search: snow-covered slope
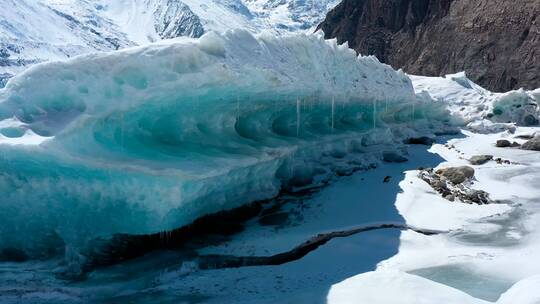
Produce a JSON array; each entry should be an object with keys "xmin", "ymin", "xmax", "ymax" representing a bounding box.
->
[
  {"xmin": 0, "ymin": 0, "xmax": 339, "ymax": 84},
  {"xmin": 0, "ymin": 0, "xmax": 134, "ymax": 83}
]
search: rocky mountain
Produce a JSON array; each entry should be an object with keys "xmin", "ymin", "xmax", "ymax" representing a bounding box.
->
[
  {"xmin": 0, "ymin": 0, "xmax": 339, "ymax": 86},
  {"xmin": 318, "ymin": 0, "xmax": 540, "ymax": 92}
]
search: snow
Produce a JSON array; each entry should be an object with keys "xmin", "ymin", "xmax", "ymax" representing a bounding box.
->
[
  {"xmin": 328, "ymin": 269, "xmax": 490, "ymax": 304},
  {"xmin": 411, "ymin": 72, "xmax": 540, "ymax": 133},
  {"xmin": 329, "ymin": 126, "xmax": 540, "ymax": 303},
  {"xmin": 498, "ymin": 275, "xmax": 540, "ymax": 304},
  {"xmin": 395, "ymin": 170, "xmax": 510, "ymax": 231},
  {"xmin": 0, "ymin": 30, "xmax": 453, "ymax": 261},
  {"xmin": 0, "ymin": 0, "xmax": 339, "ymax": 79},
  {"xmin": 0, "ymin": 0, "xmax": 133, "ymax": 75}
]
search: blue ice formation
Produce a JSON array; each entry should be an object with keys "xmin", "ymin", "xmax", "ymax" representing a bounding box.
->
[{"xmin": 0, "ymin": 30, "xmax": 452, "ymax": 259}]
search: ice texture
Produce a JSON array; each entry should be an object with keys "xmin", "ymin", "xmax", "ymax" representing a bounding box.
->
[{"xmin": 0, "ymin": 30, "xmax": 451, "ymax": 260}]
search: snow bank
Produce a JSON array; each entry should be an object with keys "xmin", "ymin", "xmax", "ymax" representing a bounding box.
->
[
  {"xmin": 0, "ymin": 30, "xmax": 451, "ymax": 261},
  {"xmin": 327, "ymin": 270, "xmax": 489, "ymax": 304},
  {"xmin": 411, "ymin": 72, "xmax": 540, "ymax": 133},
  {"xmin": 497, "ymin": 275, "xmax": 540, "ymax": 304},
  {"xmin": 329, "ymin": 271, "xmax": 540, "ymax": 304}
]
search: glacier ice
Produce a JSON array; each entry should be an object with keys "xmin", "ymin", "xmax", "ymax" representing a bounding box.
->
[{"xmin": 0, "ymin": 30, "xmax": 452, "ymax": 261}]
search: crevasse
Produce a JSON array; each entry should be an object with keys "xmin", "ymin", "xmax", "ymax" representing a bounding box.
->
[{"xmin": 0, "ymin": 30, "xmax": 452, "ymax": 260}]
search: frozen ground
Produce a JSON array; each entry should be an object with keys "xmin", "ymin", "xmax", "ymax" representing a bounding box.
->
[{"xmin": 329, "ymin": 128, "xmax": 540, "ymax": 303}]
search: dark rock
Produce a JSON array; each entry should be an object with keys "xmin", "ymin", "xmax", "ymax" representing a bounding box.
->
[
  {"xmin": 404, "ymin": 136, "xmax": 435, "ymax": 146},
  {"xmin": 469, "ymin": 155, "xmax": 493, "ymax": 165},
  {"xmin": 419, "ymin": 167, "xmax": 493, "ymax": 204},
  {"xmin": 464, "ymin": 189, "xmax": 491, "ymax": 205},
  {"xmin": 382, "ymin": 151, "xmax": 408, "ymax": 163},
  {"xmin": 496, "ymin": 139, "xmax": 512, "ymax": 148},
  {"xmin": 436, "ymin": 166, "xmax": 474, "ymax": 184},
  {"xmin": 521, "ymin": 137, "xmax": 540, "ymax": 151},
  {"xmin": 318, "ymin": 0, "xmax": 540, "ymax": 92},
  {"xmin": 383, "ymin": 176, "xmax": 392, "ymax": 183}
]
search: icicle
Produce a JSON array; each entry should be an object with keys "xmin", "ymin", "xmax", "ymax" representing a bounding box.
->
[
  {"xmin": 296, "ymin": 97, "xmax": 301, "ymax": 137},
  {"xmin": 412, "ymin": 102, "xmax": 415, "ymax": 121},
  {"xmin": 373, "ymin": 99, "xmax": 377, "ymax": 129},
  {"xmin": 236, "ymin": 95, "xmax": 240, "ymax": 121},
  {"xmin": 120, "ymin": 112, "xmax": 125, "ymax": 149},
  {"xmin": 331, "ymin": 96, "xmax": 335, "ymax": 130}
]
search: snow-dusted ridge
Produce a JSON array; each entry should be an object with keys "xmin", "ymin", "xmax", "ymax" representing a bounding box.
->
[{"xmin": 0, "ymin": 0, "xmax": 339, "ymax": 82}]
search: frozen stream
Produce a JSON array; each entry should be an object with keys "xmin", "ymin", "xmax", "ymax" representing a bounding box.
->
[
  {"xmin": 3, "ymin": 128, "xmax": 538, "ymax": 303},
  {"xmin": 0, "ymin": 138, "xmax": 444, "ymax": 304}
]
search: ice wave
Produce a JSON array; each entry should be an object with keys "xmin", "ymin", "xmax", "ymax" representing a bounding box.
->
[{"xmin": 0, "ymin": 30, "xmax": 451, "ymax": 261}]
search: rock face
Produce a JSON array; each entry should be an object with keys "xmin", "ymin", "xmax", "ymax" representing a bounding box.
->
[
  {"xmin": 154, "ymin": 1, "xmax": 205, "ymax": 39},
  {"xmin": 318, "ymin": 0, "xmax": 540, "ymax": 92}
]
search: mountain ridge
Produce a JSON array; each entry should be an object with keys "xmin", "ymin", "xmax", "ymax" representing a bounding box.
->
[
  {"xmin": 318, "ymin": 0, "xmax": 540, "ymax": 92},
  {"xmin": 0, "ymin": 0, "xmax": 338, "ymax": 85}
]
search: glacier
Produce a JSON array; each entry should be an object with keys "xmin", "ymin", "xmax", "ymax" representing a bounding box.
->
[{"xmin": 0, "ymin": 31, "xmax": 453, "ymax": 264}]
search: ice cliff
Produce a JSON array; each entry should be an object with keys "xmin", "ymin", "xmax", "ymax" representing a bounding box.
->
[{"xmin": 0, "ymin": 31, "xmax": 452, "ymax": 262}]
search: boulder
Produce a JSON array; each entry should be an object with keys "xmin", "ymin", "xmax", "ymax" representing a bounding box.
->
[
  {"xmin": 496, "ymin": 139, "xmax": 511, "ymax": 147},
  {"xmin": 469, "ymin": 155, "xmax": 493, "ymax": 165},
  {"xmin": 436, "ymin": 166, "xmax": 475, "ymax": 185},
  {"xmin": 521, "ymin": 137, "xmax": 540, "ymax": 151}
]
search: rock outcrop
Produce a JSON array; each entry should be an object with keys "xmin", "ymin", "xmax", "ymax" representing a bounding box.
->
[
  {"xmin": 419, "ymin": 167, "xmax": 493, "ymax": 204},
  {"xmin": 318, "ymin": 0, "xmax": 540, "ymax": 92},
  {"xmin": 521, "ymin": 136, "xmax": 540, "ymax": 151}
]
